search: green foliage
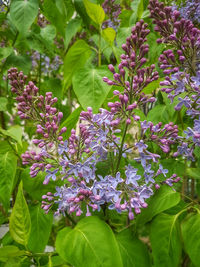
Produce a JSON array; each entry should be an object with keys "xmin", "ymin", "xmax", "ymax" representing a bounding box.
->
[
  {"xmin": 56, "ymin": 216, "xmax": 123, "ymax": 267},
  {"xmin": 9, "ymin": 181, "xmax": 31, "ymax": 246},
  {"xmin": 181, "ymin": 213, "xmax": 200, "ymax": 266},
  {"xmin": 72, "ymin": 66, "xmax": 112, "ymax": 112},
  {"xmin": 10, "ymin": 0, "xmax": 39, "ymax": 36},
  {"xmin": 116, "ymin": 229, "xmax": 151, "ymax": 267},
  {"xmin": 28, "ymin": 204, "xmax": 53, "ymax": 253},
  {"xmin": 64, "ymin": 40, "xmax": 92, "ymax": 88},
  {"xmin": 83, "ymin": 0, "xmax": 105, "ymax": 25},
  {"xmin": 0, "ymin": 152, "xmax": 17, "ymax": 210},
  {"xmin": 136, "ymin": 186, "xmax": 181, "ymax": 225},
  {"xmin": 150, "ymin": 213, "xmax": 182, "ymax": 267}
]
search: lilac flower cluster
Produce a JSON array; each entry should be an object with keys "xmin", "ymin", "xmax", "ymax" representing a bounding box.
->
[
  {"xmin": 103, "ymin": 20, "xmax": 159, "ymax": 108},
  {"xmin": 174, "ymin": 0, "xmax": 200, "ymax": 25},
  {"xmin": 149, "ymin": 0, "xmax": 200, "ymax": 162},
  {"xmin": 8, "ymin": 68, "xmax": 67, "ymax": 179},
  {"xmin": 102, "ymin": 0, "xmax": 121, "ymax": 30},
  {"xmin": 9, "ymin": 21, "xmax": 181, "ymax": 220},
  {"xmin": 148, "ymin": 0, "xmax": 200, "ymax": 75},
  {"xmin": 31, "ymin": 51, "xmax": 62, "ymax": 74}
]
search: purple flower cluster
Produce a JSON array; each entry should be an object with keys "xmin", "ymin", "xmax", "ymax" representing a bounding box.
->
[
  {"xmin": 174, "ymin": 0, "xmax": 200, "ymax": 25},
  {"xmin": 9, "ymin": 19, "xmax": 181, "ymax": 220},
  {"xmin": 103, "ymin": 20, "xmax": 159, "ymax": 108},
  {"xmin": 31, "ymin": 51, "xmax": 62, "ymax": 74},
  {"xmin": 149, "ymin": 0, "xmax": 200, "ymax": 162},
  {"xmin": 149, "ymin": 0, "xmax": 200, "ymax": 75},
  {"xmin": 102, "ymin": 0, "xmax": 121, "ymax": 30},
  {"xmin": 8, "ymin": 68, "xmax": 67, "ymax": 179}
]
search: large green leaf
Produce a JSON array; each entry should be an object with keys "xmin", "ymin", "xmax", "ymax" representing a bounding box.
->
[
  {"xmin": 130, "ymin": 0, "xmax": 143, "ymax": 24},
  {"xmin": 40, "ymin": 25, "xmax": 56, "ymax": 44},
  {"xmin": 182, "ymin": 213, "xmax": 200, "ymax": 266},
  {"xmin": 0, "ymin": 152, "xmax": 17, "ymax": 210},
  {"xmin": 72, "ymin": 66, "xmax": 112, "ymax": 113},
  {"xmin": 56, "ymin": 216, "xmax": 123, "ymax": 267},
  {"xmin": 43, "ymin": 0, "xmax": 65, "ymax": 37},
  {"xmin": 74, "ymin": 0, "xmax": 90, "ymax": 27},
  {"xmin": 136, "ymin": 185, "xmax": 180, "ymax": 225},
  {"xmin": 83, "ymin": 0, "xmax": 105, "ymax": 25},
  {"xmin": 64, "ymin": 40, "xmax": 91, "ymax": 88},
  {"xmin": 150, "ymin": 213, "xmax": 182, "ymax": 267},
  {"xmin": 115, "ymin": 229, "xmax": 151, "ymax": 267},
  {"xmin": 28, "ymin": 205, "xmax": 53, "ymax": 253},
  {"xmin": 10, "ymin": 0, "xmax": 39, "ymax": 35},
  {"xmin": 0, "ymin": 47, "xmax": 13, "ymax": 61},
  {"xmin": 186, "ymin": 168, "xmax": 200, "ymax": 179},
  {"xmin": 9, "ymin": 181, "xmax": 31, "ymax": 246}
]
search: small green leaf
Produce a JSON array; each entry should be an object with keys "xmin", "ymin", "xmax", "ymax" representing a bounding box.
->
[
  {"xmin": 0, "ymin": 97, "xmax": 8, "ymax": 111},
  {"xmin": 147, "ymin": 105, "xmax": 170, "ymax": 124},
  {"xmin": 142, "ymin": 78, "xmax": 164, "ymax": 94},
  {"xmin": 102, "ymin": 28, "xmax": 116, "ymax": 46},
  {"xmin": 56, "ymin": 216, "xmax": 123, "ymax": 267},
  {"xmin": 182, "ymin": 213, "xmax": 200, "ymax": 266},
  {"xmin": 0, "ymin": 152, "xmax": 17, "ymax": 210},
  {"xmin": 83, "ymin": 0, "xmax": 105, "ymax": 25},
  {"xmin": 64, "ymin": 17, "xmax": 82, "ymax": 50},
  {"xmin": 116, "ymin": 229, "xmax": 151, "ymax": 267},
  {"xmin": 9, "ymin": 181, "xmax": 31, "ymax": 246},
  {"xmin": 130, "ymin": 0, "xmax": 143, "ymax": 24},
  {"xmin": 186, "ymin": 168, "xmax": 200, "ymax": 179},
  {"xmin": 0, "ymin": 47, "xmax": 13, "ymax": 61},
  {"xmin": 150, "ymin": 213, "xmax": 182, "ymax": 267},
  {"xmin": 40, "ymin": 25, "xmax": 56, "ymax": 44},
  {"xmin": 64, "ymin": 40, "xmax": 91, "ymax": 88},
  {"xmin": 136, "ymin": 185, "xmax": 180, "ymax": 225},
  {"xmin": 60, "ymin": 107, "xmax": 82, "ymax": 139},
  {"xmin": 0, "ymin": 246, "xmax": 26, "ymax": 262},
  {"xmin": 72, "ymin": 66, "xmax": 112, "ymax": 113},
  {"xmin": 74, "ymin": 0, "xmax": 90, "ymax": 27},
  {"xmin": 10, "ymin": 0, "xmax": 39, "ymax": 35},
  {"xmin": 0, "ymin": 125, "xmax": 23, "ymax": 146},
  {"xmin": 28, "ymin": 205, "xmax": 53, "ymax": 253}
]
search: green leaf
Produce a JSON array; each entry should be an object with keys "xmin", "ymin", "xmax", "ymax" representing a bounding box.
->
[
  {"xmin": 60, "ymin": 107, "xmax": 82, "ymax": 139},
  {"xmin": 136, "ymin": 185, "xmax": 180, "ymax": 225},
  {"xmin": 186, "ymin": 168, "xmax": 200, "ymax": 179},
  {"xmin": 102, "ymin": 28, "xmax": 116, "ymax": 46},
  {"xmin": 182, "ymin": 213, "xmax": 200, "ymax": 267},
  {"xmin": 21, "ymin": 168, "xmax": 60, "ymax": 201},
  {"xmin": 130, "ymin": 0, "xmax": 143, "ymax": 24},
  {"xmin": 147, "ymin": 105, "xmax": 170, "ymax": 124},
  {"xmin": 64, "ymin": 40, "xmax": 91, "ymax": 88},
  {"xmin": 0, "ymin": 125, "xmax": 23, "ymax": 146},
  {"xmin": 0, "ymin": 97, "xmax": 8, "ymax": 111},
  {"xmin": 64, "ymin": 18, "xmax": 82, "ymax": 50},
  {"xmin": 43, "ymin": 0, "xmax": 65, "ymax": 37},
  {"xmin": 28, "ymin": 205, "xmax": 53, "ymax": 253},
  {"xmin": 4, "ymin": 54, "xmax": 32, "ymax": 74},
  {"xmin": 10, "ymin": 0, "xmax": 39, "ymax": 35},
  {"xmin": 56, "ymin": 216, "xmax": 123, "ymax": 267},
  {"xmin": 142, "ymin": 78, "xmax": 164, "ymax": 94},
  {"xmin": 72, "ymin": 66, "xmax": 112, "ymax": 113},
  {"xmin": 83, "ymin": 0, "xmax": 105, "ymax": 25},
  {"xmin": 74, "ymin": 0, "xmax": 90, "ymax": 27},
  {"xmin": 115, "ymin": 229, "xmax": 151, "ymax": 267},
  {"xmin": 0, "ymin": 47, "xmax": 13, "ymax": 61},
  {"xmin": 150, "ymin": 213, "xmax": 182, "ymax": 267},
  {"xmin": 0, "ymin": 246, "xmax": 26, "ymax": 262},
  {"xmin": 40, "ymin": 25, "xmax": 56, "ymax": 44},
  {"xmin": 0, "ymin": 152, "xmax": 17, "ymax": 210},
  {"xmin": 0, "ymin": 141, "xmax": 13, "ymax": 154},
  {"xmin": 9, "ymin": 181, "xmax": 31, "ymax": 246}
]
